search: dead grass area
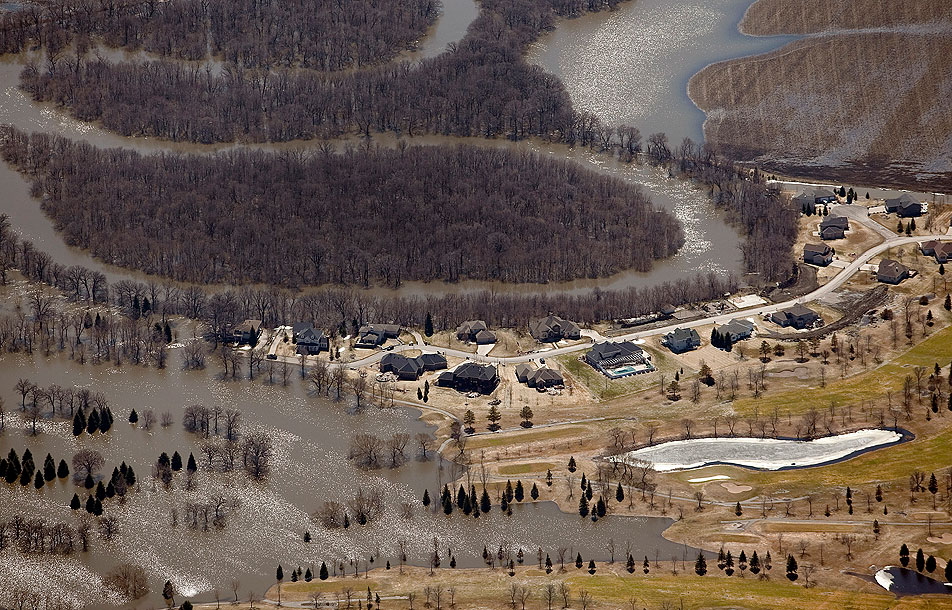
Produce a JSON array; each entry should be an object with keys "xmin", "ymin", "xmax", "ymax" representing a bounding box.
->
[
  {"xmin": 689, "ymin": 30, "xmax": 952, "ymax": 191},
  {"xmin": 740, "ymin": 0, "xmax": 952, "ymax": 36}
]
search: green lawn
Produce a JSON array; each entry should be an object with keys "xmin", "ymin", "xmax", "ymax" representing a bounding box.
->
[{"xmin": 558, "ymin": 345, "xmax": 676, "ymax": 401}]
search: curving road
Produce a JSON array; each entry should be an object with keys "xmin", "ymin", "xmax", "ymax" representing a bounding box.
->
[{"xmin": 335, "ymin": 233, "xmax": 952, "ymax": 369}]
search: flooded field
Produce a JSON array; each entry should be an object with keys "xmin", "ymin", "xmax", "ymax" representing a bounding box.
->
[{"xmin": 0, "ymin": 349, "xmax": 693, "ymax": 606}]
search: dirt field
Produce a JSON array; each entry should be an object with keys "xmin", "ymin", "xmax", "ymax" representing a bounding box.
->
[{"xmin": 689, "ymin": 2, "xmax": 952, "ymax": 191}]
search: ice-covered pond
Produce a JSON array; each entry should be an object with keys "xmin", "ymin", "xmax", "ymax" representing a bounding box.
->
[
  {"xmin": 611, "ymin": 429, "xmax": 905, "ymax": 472},
  {"xmin": 875, "ymin": 566, "xmax": 952, "ymax": 596}
]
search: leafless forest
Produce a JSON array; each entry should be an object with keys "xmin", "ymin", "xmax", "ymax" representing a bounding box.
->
[
  {"xmin": 0, "ymin": 128, "xmax": 683, "ymax": 286},
  {"xmin": 10, "ymin": 0, "xmax": 622, "ymax": 143},
  {"xmin": 0, "ymin": 0, "xmax": 438, "ymax": 71}
]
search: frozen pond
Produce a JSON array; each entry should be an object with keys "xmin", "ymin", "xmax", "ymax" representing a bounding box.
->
[{"xmin": 612, "ymin": 429, "xmax": 905, "ymax": 472}]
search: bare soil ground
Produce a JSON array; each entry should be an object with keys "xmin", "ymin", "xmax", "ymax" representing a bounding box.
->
[{"xmin": 689, "ymin": 1, "xmax": 952, "ymax": 191}]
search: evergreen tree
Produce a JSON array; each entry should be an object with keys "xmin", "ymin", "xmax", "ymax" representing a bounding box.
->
[
  {"xmin": 165, "ymin": 322, "xmax": 173, "ymax": 343},
  {"xmin": 546, "ymin": 554, "xmax": 553, "ymax": 574},
  {"xmin": 319, "ymin": 562, "xmax": 329, "ymax": 580},
  {"xmin": 945, "ymin": 294, "xmax": 951, "ymax": 311},
  {"xmin": 424, "ymin": 312, "xmax": 434, "ymax": 337},
  {"xmin": 84, "ymin": 473, "xmax": 95, "ymax": 489},
  {"xmin": 85, "ymin": 495, "xmax": 95, "ymax": 513},
  {"xmin": 456, "ymin": 484, "xmax": 467, "ymax": 509},
  {"xmin": 86, "ymin": 409, "xmax": 100, "ymax": 434},
  {"xmin": 585, "ymin": 481, "xmax": 593, "ymax": 501},
  {"xmin": 575, "ymin": 553, "xmax": 583, "ymax": 569},
  {"xmin": 546, "ymin": 469, "xmax": 553, "ymax": 487},
  {"xmin": 616, "ymin": 482, "xmax": 624, "ymax": 503},
  {"xmin": 304, "ymin": 530, "xmax": 311, "ymax": 542},
  {"xmin": 724, "ymin": 551, "xmax": 734, "ymax": 576},
  {"xmin": 926, "ymin": 555, "xmax": 937, "ymax": 573},
  {"xmin": 94, "ymin": 498, "xmax": 103, "ymax": 516},
  {"xmin": 580, "ymin": 473, "xmax": 587, "ymax": 491},
  {"xmin": 276, "ymin": 565, "xmax": 284, "ymax": 582},
  {"xmin": 626, "ymin": 554, "xmax": 635, "ymax": 573},
  {"xmin": 95, "ymin": 481, "xmax": 106, "ymax": 501},
  {"xmin": 785, "ymin": 555, "xmax": 798, "ymax": 581},
  {"xmin": 187, "ymin": 453, "xmax": 197, "ymax": 474},
  {"xmin": 129, "ymin": 409, "xmax": 138, "ymax": 424},
  {"xmin": 73, "ymin": 410, "xmax": 85, "ymax": 436},
  {"xmin": 595, "ymin": 496, "xmax": 606, "ymax": 517},
  {"xmin": 567, "ymin": 456, "xmax": 577, "ymax": 472},
  {"xmin": 106, "ymin": 481, "xmax": 115, "ymax": 498},
  {"xmin": 735, "ymin": 501, "xmax": 742, "ymax": 516},
  {"xmin": 588, "ymin": 559, "xmax": 596, "ymax": 575},
  {"xmin": 125, "ymin": 466, "xmax": 136, "ymax": 487},
  {"xmin": 643, "ymin": 557, "xmax": 650, "ymax": 574},
  {"xmin": 43, "ymin": 454, "xmax": 56, "ymax": 481},
  {"xmin": 422, "ymin": 489, "xmax": 430, "ymax": 507},
  {"xmin": 578, "ymin": 495, "xmax": 589, "ymax": 517},
  {"xmin": 530, "ymin": 482, "xmax": 539, "ymax": 500},
  {"xmin": 945, "ymin": 558, "xmax": 952, "ymax": 583},
  {"xmin": 305, "ymin": 567, "xmax": 312, "ymax": 581},
  {"xmin": 480, "ymin": 488, "xmax": 491, "ymax": 513},
  {"xmin": 500, "ymin": 494, "xmax": 509, "ymax": 513},
  {"xmin": 505, "ymin": 480, "xmax": 514, "ymax": 503},
  {"xmin": 916, "ymin": 548, "xmax": 926, "ymax": 572},
  {"xmin": 70, "ymin": 493, "xmax": 81, "ymax": 510},
  {"xmin": 514, "ymin": 480, "xmax": 524, "ymax": 502},
  {"xmin": 749, "ymin": 551, "xmax": 761, "ymax": 575},
  {"xmin": 181, "ymin": 602, "xmax": 192, "ymax": 610},
  {"xmin": 695, "ymin": 552, "xmax": 707, "ymax": 576},
  {"xmin": 100, "ymin": 408, "xmax": 113, "ymax": 432},
  {"xmin": 443, "ymin": 494, "xmax": 454, "ymax": 515},
  {"xmin": 171, "ymin": 451, "xmax": 183, "ymax": 471},
  {"xmin": 34, "ymin": 470, "xmax": 44, "ymax": 489}
]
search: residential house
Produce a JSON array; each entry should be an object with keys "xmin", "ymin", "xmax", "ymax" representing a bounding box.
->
[
  {"xmin": 770, "ymin": 304, "xmax": 821, "ymax": 329},
  {"xmin": 803, "ymin": 243, "xmax": 833, "ymax": 266},
  {"xmin": 380, "ymin": 353, "xmax": 423, "ymax": 380},
  {"xmin": 419, "ymin": 353, "xmax": 448, "ymax": 371},
  {"xmin": 355, "ymin": 324, "xmax": 401, "ymax": 348},
  {"xmin": 819, "ymin": 216, "xmax": 849, "ymax": 240},
  {"xmin": 813, "ymin": 190, "xmax": 837, "ymax": 205},
  {"xmin": 584, "ymin": 341, "xmax": 650, "ymax": 375},
  {"xmin": 232, "ymin": 319, "xmax": 261, "ymax": 345},
  {"xmin": 715, "ymin": 318, "xmax": 755, "ymax": 342},
  {"xmin": 876, "ymin": 259, "xmax": 910, "ymax": 285},
  {"xmin": 921, "ymin": 240, "xmax": 952, "ymax": 263},
  {"xmin": 436, "ymin": 363, "xmax": 499, "ymax": 394},
  {"xmin": 293, "ymin": 323, "xmax": 329, "ymax": 355},
  {"xmin": 885, "ymin": 194, "xmax": 922, "ymax": 218},
  {"xmin": 515, "ymin": 363, "xmax": 537, "ymax": 383},
  {"xmin": 662, "ymin": 328, "xmax": 701, "ymax": 353},
  {"xmin": 529, "ymin": 315, "xmax": 581, "ymax": 343},
  {"xmin": 526, "ymin": 367, "xmax": 564, "ymax": 389}
]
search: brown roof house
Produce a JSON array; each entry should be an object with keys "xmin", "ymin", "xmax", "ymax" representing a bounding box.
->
[
  {"xmin": 921, "ymin": 241, "xmax": 952, "ymax": 264},
  {"xmin": 457, "ymin": 320, "xmax": 497, "ymax": 344},
  {"xmin": 803, "ymin": 243, "xmax": 833, "ymax": 266},
  {"xmin": 530, "ymin": 315, "xmax": 581, "ymax": 343},
  {"xmin": 876, "ymin": 259, "xmax": 910, "ymax": 285}
]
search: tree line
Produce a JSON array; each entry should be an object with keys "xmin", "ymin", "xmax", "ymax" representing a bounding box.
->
[
  {"xmin": 13, "ymin": 0, "xmax": 622, "ymax": 144},
  {"xmin": 0, "ymin": 129, "xmax": 684, "ymax": 286},
  {"xmin": 0, "ymin": 0, "xmax": 438, "ymax": 72}
]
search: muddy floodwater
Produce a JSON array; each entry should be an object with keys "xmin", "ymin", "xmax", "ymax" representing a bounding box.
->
[
  {"xmin": 0, "ymin": 349, "xmax": 695, "ymax": 607},
  {"xmin": 528, "ymin": 0, "xmax": 794, "ymax": 146}
]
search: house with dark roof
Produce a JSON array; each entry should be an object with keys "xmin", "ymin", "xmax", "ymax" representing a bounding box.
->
[
  {"xmin": 515, "ymin": 363, "xmax": 537, "ymax": 383},
  {"xmin": 379, "ymin": 352, "xmax": 447, "ymax": 381},
  {"xmin": 813, "ymin": 190, "xmax": 837, "ymax": 204},
  {"xmin": 921, "ymin": 240, "xmax": 952, "ymax": 263},
  {"xmin": 232, "ymin": 319, "xmax": 262, "ymax": 345},
  {"xmin": 819, "ymin": 216, "xmax": 849, "ymax": 240},
  {"xmin": 885, "ymin": 194, "xmax": 922, "ymax": 218},
  {"xmin": 715, "ymin": 318, "xmax": 755, "ymax": 342},
  {"xmin": 770, "ymin": 304, "xmax": 821, "ymax": 329},
  {"xmin": 584, "ymin": 341, "xmax": 651, "ymax": 375},
  {"xmin": 355, "ymin": 324, "xmax": 401, "ymax": 348},
  {"xmin": 293, "ymin": 323, "xmax": 329, "ymax": 355},
  {"xmin": 436, "ymin": 363, "xmax": 499, "ymax": 394},
  {"xmin": 530, "ymin": 315, "xmax": 581, "ymax": 343},
  {"xmin": 803, "ymin": 243, "xmax": 834, "ymax": 266},
  {"xmin": 876, "ymin": 259, "xmax": 910, "ymax": 285},
  {"xmin": 662, "ymin": 328, "xmax": 701, "ymax": 353}
]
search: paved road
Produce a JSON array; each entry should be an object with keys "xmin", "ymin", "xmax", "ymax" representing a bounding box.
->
[{"xmin": 339, "ymin": 234, "xmax": 952, "ymax": 368}]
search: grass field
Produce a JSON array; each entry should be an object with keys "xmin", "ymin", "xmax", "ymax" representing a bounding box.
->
[
  {"xmin": 497, "ymin": 462, "xmax": 557, "ymax": 475},
  {"xmin": 266, "ymin": 566, "xmax": 944, "ymax": 610},
  {"xmin": 464, "ymin": 426, "xmax": 587, "ymax": 450},
  {"xmin": 731, "ymin": 325, "xmax": 952, "ymax": 417}
]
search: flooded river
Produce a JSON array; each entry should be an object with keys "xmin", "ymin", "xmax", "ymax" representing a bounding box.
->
[
  {"xmin": 0, "ymin": 349, "xmax": 693, "ymax": 606},
  {"xmin": 528, "ymin": 0, "xmax": 793, "ymax": 146}
]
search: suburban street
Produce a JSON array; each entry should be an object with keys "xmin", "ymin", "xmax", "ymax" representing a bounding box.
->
[{"xmin": 334, "ymin": 233, "xmax": 952, "ymax": 369}]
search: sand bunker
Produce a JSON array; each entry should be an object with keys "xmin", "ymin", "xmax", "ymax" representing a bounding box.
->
[
  {"xmin": 927, "ymin": 534, "xmax": 952, "ymax": 545},
  {"xmin": 721, "ymin": 482, "xmax": 753, "ymax": 494}
]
